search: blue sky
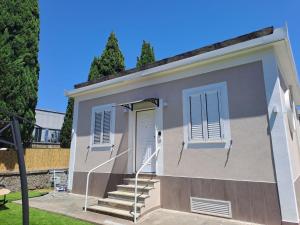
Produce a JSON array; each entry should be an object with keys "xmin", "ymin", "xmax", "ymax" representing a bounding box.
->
[{"xmin": 38, "ymin": 0, "xmax": 300, "ymax": 112}]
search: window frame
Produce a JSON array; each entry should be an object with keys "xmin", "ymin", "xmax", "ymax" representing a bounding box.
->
[
  {"xmin": 182, "ymin": 82, "xmax": 231, "ymax": 149},
  {"xmin": 90, "ymin": 103, "xmax": 116, "ymax": 150}
]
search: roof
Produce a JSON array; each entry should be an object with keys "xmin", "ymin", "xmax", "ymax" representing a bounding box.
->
[
  {"xmin": 74, "ymin": 26, "xmax": 274, "ymax": 89},
  {"xmin": 36, "ymin": 108, "xmax": 65, "ymax": 115}
]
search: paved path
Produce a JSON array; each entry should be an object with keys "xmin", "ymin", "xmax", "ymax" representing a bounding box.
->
[{"xmin": 15, "ymin": 192, "xmax": 260, "ymax": 225}]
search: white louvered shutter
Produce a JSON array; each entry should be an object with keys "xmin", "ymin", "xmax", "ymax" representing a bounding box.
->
[
  {"xmin": 189, "ymin": 95, "xmax": 204, "ymax": 140},
  {"xmin": 205, "ymin": 90, "xmax": 222, "ymax": 140},
  {"xmin": 93, "ymin": 112, "xmax": 102, "ymax": 144},
  {"xmin": 102, "ymin": 110, "xmax": 111, "ymax": 144}
]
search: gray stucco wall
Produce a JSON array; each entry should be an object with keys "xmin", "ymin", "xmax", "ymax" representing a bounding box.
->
[
  {"xmin": 279, "ymin": 70, "xmax": 300, "ymax": 181},
  {"xmin": 74, "ymin": 61, "xmax": 276, "ymax": 182}
]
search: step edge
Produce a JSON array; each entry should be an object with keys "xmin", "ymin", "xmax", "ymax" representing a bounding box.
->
[
  {"xmin": 87, "ymin": 205, "xmax": 140, "ymax": 218},
  {"xmin": 108, "ymin": 191, "xmax": 149, "ymax": 197},
  {"xmin": 98, "ymin": 198, "xmax": 145, "ymax": 207}
]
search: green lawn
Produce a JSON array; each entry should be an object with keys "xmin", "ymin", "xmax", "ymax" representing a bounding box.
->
[{"xmin": 0, "ymin": 190, "xmax": 93, "ymax": 225}]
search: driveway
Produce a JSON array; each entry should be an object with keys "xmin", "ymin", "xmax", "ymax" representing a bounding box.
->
[{"xmin": 16, "ymin": 192, "xmax": 261, "ymax": 225}]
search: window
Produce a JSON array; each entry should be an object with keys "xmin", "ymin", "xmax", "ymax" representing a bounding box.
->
[
  {"xmin": 91, "ymin": 104, "xmax": 115, "ymax": 148},
  {"xmin": 33, "ymin": 127, "xmax": 61, "ymax": 144},
  {"xmin": 183, "ymin": 82, "xmax": 231, "ymax": 148}
]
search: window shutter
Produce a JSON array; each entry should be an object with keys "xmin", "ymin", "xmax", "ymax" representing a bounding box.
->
[
  {"xmin": 93, "ymin": 112, "xmax": 102, "ymax": 144},
  {"xmin": 102, "ymin": 110, "xmax": 111, "ymax": 144},
  {"xmin": 205, "ymin": 90, "xmax": 222, "ymax": 140},
  {"xmin": 189, "ymin": 95, "xmax": 204, "ymax": 140}
]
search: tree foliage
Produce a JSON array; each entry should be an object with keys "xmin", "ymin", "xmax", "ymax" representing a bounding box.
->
[
  {"xmin": 61, "ymin": 32, "xmax": 125, "ymax": 147},
  {"xmin": 88, "ymin": 32, "xmax": 125, "ymax": 81},
  {"xmin": 0, "ymin": 0, "xmax": 40, "ymax": 146},
  {"xmin": 136, "ymin": 40, "xmax": 155, "ymax": 68},
  {"xmin": 87, "ymin": 57, "xmax": 100, "ymax": 81},
  {"xmin": 60, "ymin": 98, "xmax": 74, "ymax": 148}
]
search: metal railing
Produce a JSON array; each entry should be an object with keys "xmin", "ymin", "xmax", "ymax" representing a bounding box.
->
[
  {"xmin": 133, "ymin": 147, "xmax": 160, "ymax": 223},
  {"xmin": 84, "ymin": 148, "xmax": 131, "ymax": 211}
]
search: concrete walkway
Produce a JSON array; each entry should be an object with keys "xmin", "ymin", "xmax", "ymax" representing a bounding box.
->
[{"xmin": 15, "ymin": 192, "xmax": 260, "ymax": 225}]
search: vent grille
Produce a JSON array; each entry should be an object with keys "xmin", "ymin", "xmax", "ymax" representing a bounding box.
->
[{"xmin": 190, "ymin": 197, "xmax": 232, "ymax": 218}]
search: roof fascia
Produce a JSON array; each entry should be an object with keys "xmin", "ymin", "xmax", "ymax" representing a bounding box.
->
[{"xmin": 66, "ymin": 28, "xmax": 287, "ymax": 98}]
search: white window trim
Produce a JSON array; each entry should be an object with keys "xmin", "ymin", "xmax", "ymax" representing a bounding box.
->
[
  {"xmin": 90, "ymin": 103, "xmax": 116, "ymax": 150},
  {"xmin": 182, "ymin": 82, "xmax": 231, "ymax": 149}
]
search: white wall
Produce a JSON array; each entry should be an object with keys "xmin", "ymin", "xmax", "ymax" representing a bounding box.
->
[{"xmin": 35, "ymin": 109, "xmax": 65, "ymax": 130}]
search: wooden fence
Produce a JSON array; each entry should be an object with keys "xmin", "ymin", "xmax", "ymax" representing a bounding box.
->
[{"xmin": 0, "ymin": 148, "xmax": 70, "ymax": 173}]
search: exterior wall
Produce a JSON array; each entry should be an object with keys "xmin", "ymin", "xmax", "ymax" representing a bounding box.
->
[
  {"xmin": 296, "ymin": 176, "xmax": 300, "ymax": 217},
  {"xmin": 72, "ymin": 61, "xmax": 281, "ymax": 224},
  {"xmin": 74, "ymin": 61, "xmax": 275, "ymax": 182},
  {"xmin": 280, "ymin": 72, "xmax": 300, "ymax": 220},
  {"xmin": 75, "ymin": 102, "xmax": 129, "ymax": 174},
  {"xmin": 279, "ymin": 74, "xmax": 300, "ymax": 181},
  {"xmin": 33, "ymin": 109, "xmax": 65, "ymax": 145},
  {"xmin": 35, "ymin": 109, "xmax": 65, "ymax": 130},
  {"xmin": 160, "ymin": 176, "xmax": 281, "ymax": 225},
  {"xmin": 72, "ymin": 172, "xmax": 132, "ymax": 197}
]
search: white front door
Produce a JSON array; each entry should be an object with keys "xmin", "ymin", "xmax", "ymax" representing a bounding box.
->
[{"xmin": 136, "ymin": 110, "xmax": 156, "ymax": 173}]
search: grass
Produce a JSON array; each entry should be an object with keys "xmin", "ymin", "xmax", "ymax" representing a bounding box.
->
[
  {"xmin": 4, "ymin": 189, "xmax": 50, "ymax": 202},
  {"xmin": 0, "ymin": 190, "xmax": 93, "ymax": 225}
]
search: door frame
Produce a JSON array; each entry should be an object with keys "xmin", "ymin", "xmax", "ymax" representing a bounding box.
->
[{"xmin": 127, "ymin": 99, "xmax": 164, "ymax": 175}]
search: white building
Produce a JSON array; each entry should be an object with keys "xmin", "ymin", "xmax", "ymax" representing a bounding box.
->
[{"xmin": 33, "ymin": 109, "xmax": 65, "ymax": 146}]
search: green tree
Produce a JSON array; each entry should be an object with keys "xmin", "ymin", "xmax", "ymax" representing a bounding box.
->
[
  {"xmin": 87, "ymin": 57, "xmax": 100, "ymax": 81},
  {"xmin": 0, "ymin": 0, "xmax": 40, "ymax": 146},
  {"xmin": 60, "ymin": 98, "xmax": 74, "ymax": 148},
  {"xmin": 60, "ymin": 32, "xmax": 125, "ymax": 147},
  {"xmin": 136, "ymin": 40, "xmax": 155, "ymax": 68},
  {"xmin": 89, "ymin": 32, "xmax": 125, "ymax": 81}
]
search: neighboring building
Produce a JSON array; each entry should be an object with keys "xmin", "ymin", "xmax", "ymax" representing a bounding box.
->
[
  {"xmin": 66, "ymin": 27, "xmax": 300, "ymax": 225},
  {"xmin": 32, "ymin": 109, "xmax": 65, "ymax": 147}
]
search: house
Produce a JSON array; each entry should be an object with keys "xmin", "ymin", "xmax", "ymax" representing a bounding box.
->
[
  {"xmin": 32, "ymin": 109, "xmax": 65, "ymax": 147},
  {"xmin": 66, "ymin": 26, "xmax": 300, "ymax": 225}
]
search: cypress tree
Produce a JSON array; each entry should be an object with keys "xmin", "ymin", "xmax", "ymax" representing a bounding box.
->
[
  {"xmin": 0, "ymin": 0, "xmax": 40, "ymax": 146},
  {"xmin": 87, "ymin": 57, "xmax": 100, "ymax": 81},
  {"xmin": 89, "ymin": 32, "xmax": 125, "ymax": 81},
  {"xmin": 98, "ymin": 32, "xmax": 125, "ymax": 77},
  {"xmin": 60, "ymin": 32, "xmax": 125, "ymax": 147},
  {"xmin": 136, "ymin": 40, "xmax": 155, "ymax": 68},
  {"xmin": 60, "ymin": 98, "xmax": 74, "ymax": 148}
]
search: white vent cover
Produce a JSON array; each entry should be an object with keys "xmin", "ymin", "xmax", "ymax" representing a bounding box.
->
[{"xmin": 190, "ymin": 197, "xmax": 232, "ymax": 218}]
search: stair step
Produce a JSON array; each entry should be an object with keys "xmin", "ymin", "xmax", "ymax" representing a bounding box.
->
[
  {"xmin": 124, "ymin": 178, "xmax": 159, "ymax": 183},
  {"xmin": 138, "ymin": 173, "xmax": 157, "ymax": 179},
  {"xmin": 123, "ymin": 178, "xmax": 159, "ymax": 187},
  {"xmin": 117, "ymin": 184, "xmax": 153, "ymax": 193},
  {"xmin": 108, "ymin": 191, "xmax": 149, "ymax": 203},
  {"xmin": 98, "ymin": 198, "xmax": 144, "ymax": 210},
  {"xmin": 87, "ymin": 205, "xmax": 140, "ymax": 219}
]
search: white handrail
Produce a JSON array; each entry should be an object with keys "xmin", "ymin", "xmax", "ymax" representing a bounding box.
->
[
  {"xmin": 84, "ymin": 148, "xmax": 131, "ymax": 211},
  {"xmin": 134, "ymin": 147, "xmax": 160, "ymax": 223}
]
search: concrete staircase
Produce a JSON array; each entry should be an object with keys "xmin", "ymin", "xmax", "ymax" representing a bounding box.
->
[{"xmin": 86, "ymin": 174, "xmax": 160, "ymax": 221}]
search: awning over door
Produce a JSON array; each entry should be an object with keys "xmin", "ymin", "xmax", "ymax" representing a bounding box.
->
[{"xmin": 119, "ymin": 98, "xmax": 159, "ymax": 111}]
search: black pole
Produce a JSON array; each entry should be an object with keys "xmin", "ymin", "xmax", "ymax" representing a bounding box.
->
[{"xmin": 11, "ymin": 116, "xmax": 29, "ymax": 225}]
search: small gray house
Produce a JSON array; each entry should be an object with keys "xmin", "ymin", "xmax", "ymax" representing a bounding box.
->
[
  {"xmin": 32, "ymin": 109, "xmax": 65, "ymax": 147},
  {"xmin": 66, "ymin": 26, "xmax": 300, "ymax": 225}
]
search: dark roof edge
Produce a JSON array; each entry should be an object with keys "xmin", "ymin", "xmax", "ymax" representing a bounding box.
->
[
  {"xmin": 74, "ymin": 26, "xmax": 274, "ymax": 89},
  {"xmin": 36, "ymin": 108, "xmax": 65, "ymax": 115}
]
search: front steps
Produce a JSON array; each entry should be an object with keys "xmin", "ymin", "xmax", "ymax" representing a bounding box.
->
[{"xmin": 86, "ymin": 174, "xmax": 160, "ymax": 221}]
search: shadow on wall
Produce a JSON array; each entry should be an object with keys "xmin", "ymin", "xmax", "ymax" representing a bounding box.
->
[
  {"xmin": 85, "ymin": 134, "xmax": 131, "ymax": 198},
  {"xmin": 104, "ymin": 133, "xmax": 130, "ymax": 196},
  {"xmin": 0, "ymin": 149, "xmax": 19, "ymax": 172}
]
